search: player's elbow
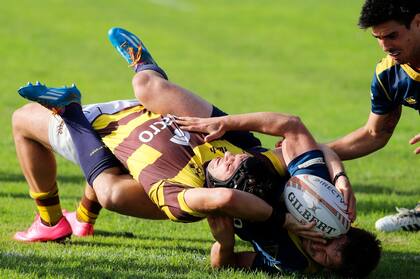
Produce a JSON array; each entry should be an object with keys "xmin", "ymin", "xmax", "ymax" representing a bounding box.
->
[
  {"xmin": 207, "ymin": 188, "xmax": 237, "ymax": 213},
  {"xmin": 278, "ymin": 115, "xmax": 306, "ymax": 136}
]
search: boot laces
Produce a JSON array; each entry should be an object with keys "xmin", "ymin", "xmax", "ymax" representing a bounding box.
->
[{"xmin": 121, "ymin": 41, "xmax": 143, "ymax": 67}]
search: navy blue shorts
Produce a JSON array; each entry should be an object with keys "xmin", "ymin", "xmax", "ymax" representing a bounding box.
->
[{"xmin": 287, "ymin": 150, "xmax": 331, "ymax": 182}]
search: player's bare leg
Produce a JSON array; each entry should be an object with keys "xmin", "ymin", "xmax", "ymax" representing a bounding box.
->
[
  {"xmin": 108, "ymin": 27, "xmax": 213, "ymax": 118},
  {"xmin": 132, "ymin": 70, "xmax": 212, "ymax": 118},
  {"xmin": 92, "ymin": 168, "xmax": 166, "ymax": 219},
  {"xmin": 12, "ymin": 103, "xmax": 72, "ymax": 241}
]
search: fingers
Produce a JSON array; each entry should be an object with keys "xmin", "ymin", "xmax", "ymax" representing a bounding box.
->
[
  {"xmin": 409, "ymin": 134, "xmax": 420, "ymax": 145},
  {"xmin": 409, "ymin": 134, "xmax": 420, "ymax": 154},
  {"xmin": 296, "ymin": 222, "xmax": 327, "ymax": 244}
]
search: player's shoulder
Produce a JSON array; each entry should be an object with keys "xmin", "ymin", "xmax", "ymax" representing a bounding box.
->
[{"xmin": 375, "ymin": 55, "xmax": 398, "ymax": 76}]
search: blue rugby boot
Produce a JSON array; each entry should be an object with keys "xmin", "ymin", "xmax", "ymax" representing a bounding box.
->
[
  {"xmin": 108, "ymin": 27, "xmax": 168, "ymax": 79},
  {"xmin": 18, "ymin": 82, "xmax": 81, "ymax": 114}
]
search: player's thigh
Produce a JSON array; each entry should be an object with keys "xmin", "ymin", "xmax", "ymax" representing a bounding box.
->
[{"xmin": 12, "ymin": 103, "xmax": 52, "ymax": 148}]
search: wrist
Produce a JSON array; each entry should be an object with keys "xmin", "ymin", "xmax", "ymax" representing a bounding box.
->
[{"xmin": 333, "ymin": 171, "xmax": 348, "ymax": 184}]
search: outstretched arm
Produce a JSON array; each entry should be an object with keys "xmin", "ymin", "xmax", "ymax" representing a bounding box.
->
[
  {"xmin": 327, "ymin": 109, "xmax": 401, "ymax": 160},
  {"xmin": 176, "ymin": 112, "xmax": 318, "ymax": 165}
]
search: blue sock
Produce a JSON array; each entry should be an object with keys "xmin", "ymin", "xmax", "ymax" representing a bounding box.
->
[{"xmin": 60, "ymin": 103, "xmax": 121, "ymax": 185}]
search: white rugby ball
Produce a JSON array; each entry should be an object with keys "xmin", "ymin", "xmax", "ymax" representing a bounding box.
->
[{"xmin": 284, "ymin": 174, "xmax": 350, "ymax": 238}]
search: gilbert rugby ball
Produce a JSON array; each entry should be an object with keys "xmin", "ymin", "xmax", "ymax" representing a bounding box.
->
[{"xmin": 284, "ymin": 174, "xmax": 350, "ymax": 238}]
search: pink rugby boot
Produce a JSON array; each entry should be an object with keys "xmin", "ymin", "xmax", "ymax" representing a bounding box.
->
[
  {"xmin": 14, "ymin": 215, "xmax": 72, "ymax": 242},
  {"xmin": 63, "ymin": 211, "xmax": 94, "ymax": 237}
]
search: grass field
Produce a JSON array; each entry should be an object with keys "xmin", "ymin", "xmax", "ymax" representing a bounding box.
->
[{"xmin": 0, "ymin": 0, "xmax": 419, "ymax": 278}]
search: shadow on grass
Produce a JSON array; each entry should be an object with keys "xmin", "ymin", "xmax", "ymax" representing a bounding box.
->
[
  {"xmin": 356, "ymin": 199, "xmax": 412, "ymax": 214},
  {"xmin": 0, "ymin": 171, "xmax": 84, "ymax": 184},
  {"xmin": 353, "ymin": 183, "xmax": 419, "ymax": 195},
  {"xmin": 0, "ymin": 192, "xmax": 82, "ymax": 201},
  {"xmin": 371, "ymin": 250, "xmax": 420, "ymax": 279},
  {"xmin": 1, "ymin": 248, "xmax": 418, "ymax": 278},
  {"xmin": 93, "ymin": 229, "xmax": 213, "ymax": 245},
  {"xmin": 70, "ymin": 239, "xmax": 209, "ymax": 255},
  {"xmin": 0, "ymin": 250, "xmax": 198, "ymax": 278}
]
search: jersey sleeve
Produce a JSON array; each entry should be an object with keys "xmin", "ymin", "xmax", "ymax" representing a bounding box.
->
[{"xmin": 370, "ymin": 67, "xmax": 396, "ymax": 114}]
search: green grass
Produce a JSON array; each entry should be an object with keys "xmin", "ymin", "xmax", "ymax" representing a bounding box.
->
[{"xmin": 1, "ymin": 0, "xmax": 419, "ymax": 278}]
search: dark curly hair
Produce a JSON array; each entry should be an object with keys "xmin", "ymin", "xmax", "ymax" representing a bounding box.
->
[
  {"xmin": 336, "ymin": 227, "xmax": 382, "ymax": 278},
  {"xmin": 358, "ymin": 0, "xmax": 420, "ymax": 29}
]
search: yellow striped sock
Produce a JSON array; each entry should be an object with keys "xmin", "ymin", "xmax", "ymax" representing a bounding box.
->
[
  {"xmin": 30, "ymin": 189, "xmax": 62, "ymax": 226},
  {"xmin": 76, "ymin": 203, "xmax": 99, "ymax": 224}
]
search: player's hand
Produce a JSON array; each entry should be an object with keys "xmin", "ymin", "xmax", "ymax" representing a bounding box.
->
[
  {"xmin": 409, "ymin": 133, "xmax": 420, "ymax": 155},
  {"xmin": 283, "ymin": 213, "xmax": 326, "ymax": 244},
  {"xmin": 175, "ymin": 116, "xmax": 227, "ymax": 142},
  {"xmin": 334, "ymin": 175, "xmax": 356, "ymax": 222},
  {"xmin": 207, "ymin": 216, "xmax": 235, "ymax": 247}
]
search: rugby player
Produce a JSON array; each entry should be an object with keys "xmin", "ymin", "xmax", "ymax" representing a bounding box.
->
[
  {"xmin": 328, "ymin": 0, "xmax": 420, "ymax": 232},
  {"xmin": 12, "ymin": 28, "xmax": 379, "ymax": 276}
]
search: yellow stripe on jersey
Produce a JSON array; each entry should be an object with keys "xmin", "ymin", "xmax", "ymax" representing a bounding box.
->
[
  {"xmin": 169, "ymin": 157, "xmax": 205, "ymax": 188},
  {"xmin": 148, "ymin": 180, "xmax": 178, "ymax": 221},
  {"xmin": 101, "ymin": 112, "xmax": 161, "ymax": 152},
  {"xmin": 375, "ymin": 56, "xmax": 396, "ymax": 75},
  {"xmin": 375, "ymin": 56, "xmax": 396, "ymax": 101},
  {"xmin": 261, "ymin": 150, "xmax": 286, "ymax": 176},
  {"xmin": 127, "ymin": 144, "xmax": 162, "ymax": 181},
  {"xmin": 92, "ymin": 106, "xmax": 145, "ymax": 130},
  {"xmin": 178, "ymin": 189, "xmax": 207, "ymax": 218},
  {"xmin": 288, "ymin": 231, "xmax": 319, "ymax": 273},
  {"xmin": 193, "ymin": 140, "xmax": 246, "ymax": 164},
  {"xmin": 401, "ymin": 64, "xmax": 420, "ymax": 82}
]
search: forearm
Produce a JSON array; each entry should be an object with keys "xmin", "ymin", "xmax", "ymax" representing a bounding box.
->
[
  {"xmin": 328, "ymin": 127, "xmax": 390, "ymax": 160},
  {"xmin": 318, "ymin": 144, "xmax": 346, "ymax": 179},
  {"xmin": 223, "ymin": 112, "xmax": 300, "ymax": 137}
]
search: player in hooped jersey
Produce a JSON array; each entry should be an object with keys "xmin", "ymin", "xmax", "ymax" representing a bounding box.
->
[{"xmin": 13, "ymin": 28, "xmax": 380, "ymax": 276}]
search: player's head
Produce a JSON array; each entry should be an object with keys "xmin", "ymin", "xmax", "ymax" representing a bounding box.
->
[
  {"xmin": 359, "ymin": 0, "xmax": 420, "ymax": 65},
  {"xmin": 358, "ymin": 0, "xmax": 419, "ymax": 29},
  {"xmin": 205, "ymin": 152, "xmax": 275, "ymax": 201},
  {"xmin": 302, "ymin": 227, "xmax": 381, "ymax": 277}
]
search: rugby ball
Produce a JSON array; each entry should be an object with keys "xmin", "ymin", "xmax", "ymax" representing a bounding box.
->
[{"xmin": 284, "ymin": 174, "xmax": 350, "ymax": 238}]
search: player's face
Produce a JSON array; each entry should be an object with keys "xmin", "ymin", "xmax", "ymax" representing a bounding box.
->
[
  {"xmin": 207, "ymin": 152, "xmax": 249, "ymax": 181},
  {"xmin": 301, "ymin": 236, "xmax": 346, "ymax": 269},
  {"xmin": 371, "ymin": 17, "xmax": 420, "ymax": 66}
]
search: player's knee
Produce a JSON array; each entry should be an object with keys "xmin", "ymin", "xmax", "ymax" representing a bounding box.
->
[
  {"xmin": 132, "ymin": 71, "xmax": 158, "ymax": 102},
  {"xmin": 93, "ymin": 183, "xmax": 120, "ymax": 211},
  {"xmin": 12, "ymin": 104, "xmax": 36, "ymax": 135},
  {"xmin": 132, "ymin": 71, "xmax": 168, "ymax": 105}
]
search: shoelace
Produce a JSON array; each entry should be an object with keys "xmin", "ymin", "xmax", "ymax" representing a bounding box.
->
[
  {"xmin": 120, "ymin": 41, "xmax": 143, "ymax": 67},
  {"xmin": 394, "ymin": 207, "xmax": 420, "ymax": 226},
  {"xmin": 395, "ymin": 207, "xmax": 419, "ymax": 217}
]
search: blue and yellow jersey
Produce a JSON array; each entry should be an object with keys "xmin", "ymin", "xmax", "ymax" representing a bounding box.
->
[
  {"xmin": 234, "ymin": 218, "xmax": 318, "ymax": 274},
  {"xmin": 83, "ymin": 100, "xmax": 287, "ymax": 222},
  {"xmin": 371, "ymin": 55, "xmax": 419, "ymax": 114}
]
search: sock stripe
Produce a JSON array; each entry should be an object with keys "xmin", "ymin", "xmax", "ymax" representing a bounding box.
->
[{"xmin": 35, "ymin": 196, "xmax": 60, "ymax": 206}]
